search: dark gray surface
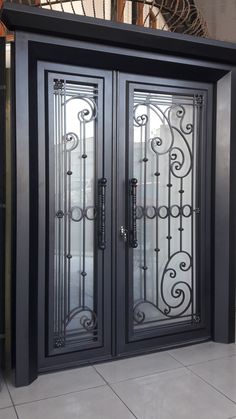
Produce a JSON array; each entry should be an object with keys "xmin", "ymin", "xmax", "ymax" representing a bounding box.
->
[{"xmin": 0, "ymin": 38, "xmax": 6, "ymax": 370}]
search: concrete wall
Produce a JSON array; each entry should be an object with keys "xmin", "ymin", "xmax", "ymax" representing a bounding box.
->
[{"xmin": 196, "ymin": 0, "xmax": 236, "ymax": 43}]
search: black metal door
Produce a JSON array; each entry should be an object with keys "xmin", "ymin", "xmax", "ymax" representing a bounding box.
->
[
  {"xmin": 37, "ymin": 63, "xmax": 113, "ymax": 370},
  {"xmin": 116, "ymin": 73, "xmax": 212, "ymax": 355},
  {"xmin": 38, "ymin": 64, "xmax": 212, "ymax": 369},
  {"xmin": 5, "ymin": 6, "xmax": 235, "ymax": 387}
]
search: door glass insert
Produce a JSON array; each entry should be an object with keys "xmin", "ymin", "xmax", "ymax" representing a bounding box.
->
[
  {"xmin": 51, "ymin": 78, "xmax": 99, "ymax": 350},
  {"xmin": 131, "ymin": 88, "xmax": 203, "ymax": 332}
]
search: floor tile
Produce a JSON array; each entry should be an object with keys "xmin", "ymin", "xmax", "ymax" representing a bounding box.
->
[
  {"xmin": 168, "ymin": 341, "xmax": 236, "ymax": 366},
  {"xmin": 94, "ymin": 351, "xmax": 182, "ymax": 383},
  {"xmin": 0, "ymin": 408, "xmax": 17, "ymax": 419},
  {"xmin": 189, "ymin": 355, "xmax": 236, "ymax": 402},
  {"xmin": 0, "ymin": 381, "xmax": 12, "ymax": 409},
  {"xmin": 112, "ymin": 367, "xmax": 236, "ymax": 419},
  {"xmin": 7, "ymin": 365, "xmax": 105, "ymax": 405},
  {"xmin": 16, "ymin": 386, "xmax": 135, "ymax": 419}
]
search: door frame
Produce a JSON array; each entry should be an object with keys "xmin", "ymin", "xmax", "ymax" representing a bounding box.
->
[
  {"xmin": 0, "ymin": 37, "xmax": 6, "ymax": 370},
  {"xmin": 1, "ymin": 3, "xmax": 236, "ymax": 386}
]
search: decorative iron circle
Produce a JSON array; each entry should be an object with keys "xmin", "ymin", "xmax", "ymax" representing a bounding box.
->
[
  {"xmin": 70, "ymin": 206, "xmax": 83, "ymax": 222},
  {"xmin": 146, "ymin": 206, "xmax": 157, "ymax": 219},
  {"xmin": 182, "ymin": 205, "xmax": 192, "ymax": 218},
  {"xmin": 170, "ymin": 205, "xmax": 180, "ymax": 218},
  {"xmin": 85, "ymin": 206, "xmax": 97, "ymax": 220},
  {"xmin": 158, "ymin": 206, "xmax": 169, "ymax": 219},
  {"xmin": 136, "ymin": 205, "xmax": 144, "ymax": 220}
]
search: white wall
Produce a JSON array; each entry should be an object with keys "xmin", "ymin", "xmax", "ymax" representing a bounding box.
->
[{"xmin": 196, "ymin": 0, "xmax": 236, "ymax": 43}]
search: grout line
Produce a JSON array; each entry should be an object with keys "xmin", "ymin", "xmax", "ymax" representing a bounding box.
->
[
  {"xmin": 168, "ymin": 352, "xmax": 188, "ymax": 366},
  {"xmin": 5, "ymin": 343, "xmax": 236, "ymax": 415},
  {"xmin": 13, "ymin": 405, "xmax": 20, "ymax": 419},
  {"xmin": 0, "ymin": 406, "xmax": 18, "ymax": 418},
  {"xmin": 91, "ymin": 365, "xmax": 138, "ymax": 419},
  {"xmin": 187, "ymin": 367, "xmax": 236, "ymax": 406},
  {"xmin": 4, "ymin": 383, "xmax": 20, "ymax": 419},
  {"xmin": 167, "ymin": 350, "xmax": 236, "ymax": 368},
  {"xmin": 169, "ymin": 351, "xmax": 236, "ymax": 407},
  {"xmin": 88, "ymin": 361, "xmax": 107, "ymax": 385},
  {"xmin": 92, "ymin": 363, "xmax": 184, "ymax": 385},
  {"xmin": 4, "ymin": 359, "xmax": 183, "ymax": 409},
  {"xmin": 0, "ymin": 406, "xmax": 13, "ymax": 411},
  {"xmin": 0, "ymin": 363, "xmax": 187, "ymax": 409},
  {"xmin": 6, "ymin": 383, "xmax": 107, "ymax": 407},
  {"xmin": 168, "ymin": 349, "xmax": 236, "ymax": 406}
]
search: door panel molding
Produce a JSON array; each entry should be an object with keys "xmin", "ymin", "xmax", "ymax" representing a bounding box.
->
[
  {"xmin": 215, "ymin": 72, "xmax": 236, "ymax": 343},
  {"xmin": 13, "ymin": 33, "xmax": 35, "ymax": 387}
]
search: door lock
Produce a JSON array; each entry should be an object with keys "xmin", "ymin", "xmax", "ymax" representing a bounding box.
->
[{"xmin": 120, "ymin": 226, "xmax": 128, "ymax": 242}]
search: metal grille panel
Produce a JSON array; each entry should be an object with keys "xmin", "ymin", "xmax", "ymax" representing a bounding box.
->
[
  {"xmin": 51, "ymin": 78, "xmax": 99, "ymax": 350},
  {"xmin": 130, "ymin": 89, "xmax": 203, "ymax": 331}
]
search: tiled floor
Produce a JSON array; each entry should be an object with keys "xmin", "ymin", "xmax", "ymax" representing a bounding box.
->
[{"xmin": 2, "ymin": 342, "xmax": 236, "ymax": 418}]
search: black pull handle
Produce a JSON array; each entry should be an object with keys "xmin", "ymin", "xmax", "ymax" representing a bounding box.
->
[
  {"xmin": 98, "ymin": 178, "xmax": 107, "ymax": 250},
  {"xmin": 130, "ymin": 178, "xmax": 138, "ymax": 248}
]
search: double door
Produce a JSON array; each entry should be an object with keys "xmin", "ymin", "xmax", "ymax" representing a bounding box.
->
[{"xmin": 37, "ymin": 62, "xmax": 212, "ymax": 370}]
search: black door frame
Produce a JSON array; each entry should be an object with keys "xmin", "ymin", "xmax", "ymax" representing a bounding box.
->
[
  {"xmin": 0, "ymin": 38, "xmax": 6, "ymax": 370},
  {"xmin": 1, "ymin": 3, "xmax": 236, "ymax": 386}
]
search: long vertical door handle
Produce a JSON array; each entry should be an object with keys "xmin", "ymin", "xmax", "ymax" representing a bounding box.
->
[
  {"xmin": 98, "ymin": 178, "xmax": 107, "ymax": 250},
  {"xmin": 130, "ymin": 178, "xmax": 138, "ymax": 248}
]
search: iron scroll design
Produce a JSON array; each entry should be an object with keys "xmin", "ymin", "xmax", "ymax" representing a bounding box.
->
[
  {"xmin": 132, "ymin": 92, "xmax": 203, "ymax": 327},
  {"xmin": 98, "ymin": 178, "xmax": 107, "ymax": 250},
  {"xmin": 53, "ymin": 79, "xmax": 99, "ymax": 349},
  {"xmin": 130, "ymin": 178, "xmax": 138, "ymax": 248}
]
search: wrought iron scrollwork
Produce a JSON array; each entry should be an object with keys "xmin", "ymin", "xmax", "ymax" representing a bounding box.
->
[
  {"xmin": 133, "ymin": 251, "xmax": 193, "ymax": 323},
  {"xmin": 52, "ymin": 79, "xmax": 100, "ymax": 349},
  {"xmin": 131, "ymin": 90, "xmax": 203, "ymax": 328},
  {"xmin": 130, "ymin": 178, "xmax": 138, "ymax": 248},
  {"xmin": 65, "ymin": 306, "xmax": 97, "ymax": 331},
  {"xmin": 160, "ymin": 251, "xmax": 192, "ymax": 317},
  {"xmin": 98, "ymin": 178, "xmax": 107, "ymax": 250}
]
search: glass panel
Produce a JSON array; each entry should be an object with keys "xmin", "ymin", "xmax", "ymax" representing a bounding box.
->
[
  {"xmin": 132, "ymin": 89, "xmax": 203, "ymax": 332},
  {"xmin": 52, "ymin": 79, "xmax": 98, "ymax": 349}
]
